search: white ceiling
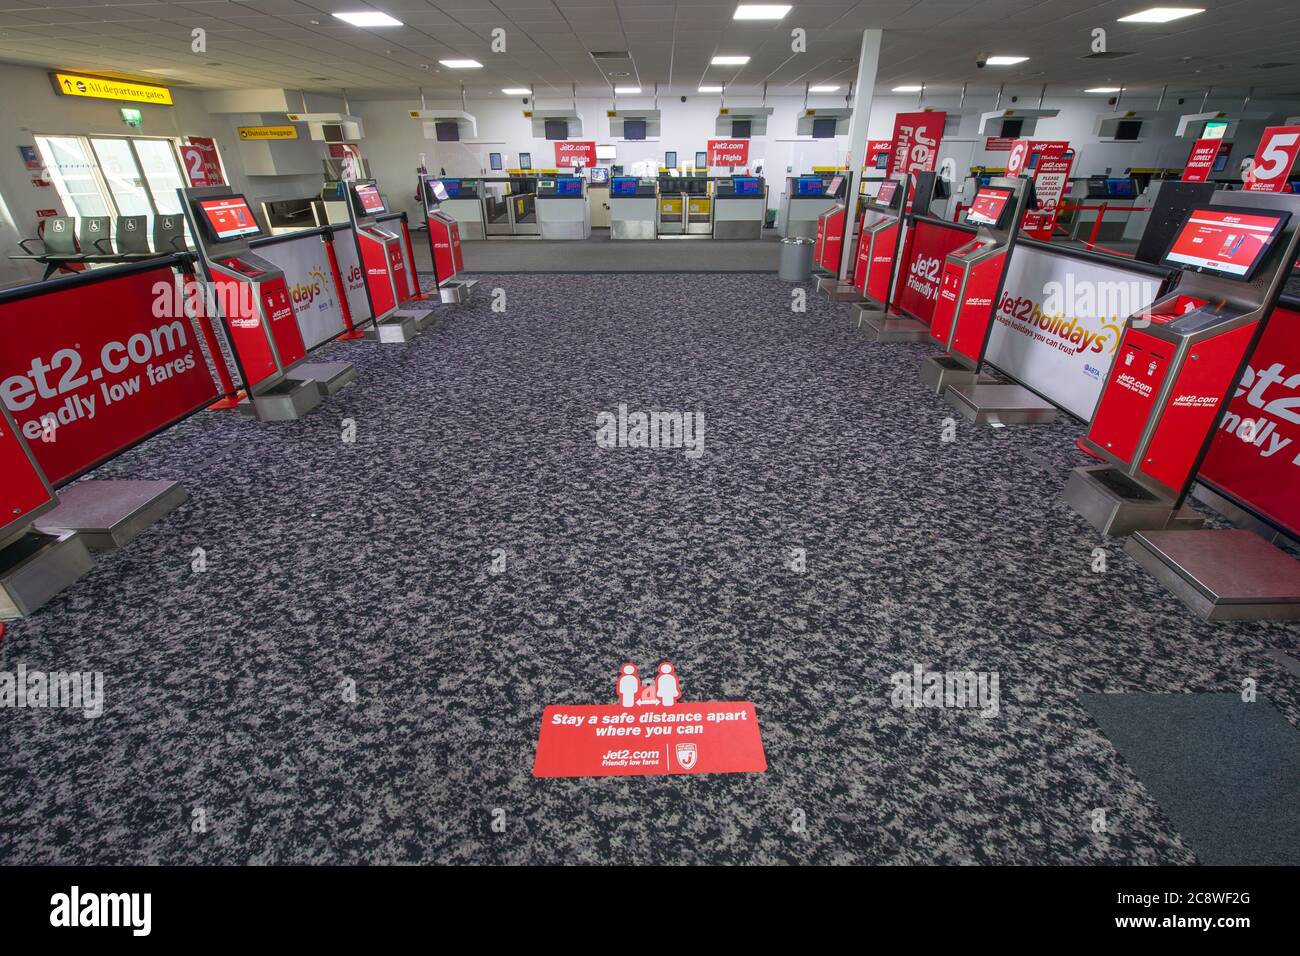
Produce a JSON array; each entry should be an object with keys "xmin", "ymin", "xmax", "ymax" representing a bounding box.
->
[{"xmin": 0, "ymin": 0, "xmax": 1298, "ymax": 102}]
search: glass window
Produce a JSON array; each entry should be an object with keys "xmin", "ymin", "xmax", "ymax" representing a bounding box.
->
[
  {"xmin": 134, "ymin": 139, "xmax": 186, "ymax": 213},
  {"xmin": 90, "ymin": 138, "xmax": 152, "ymax": 215},
  {"xmin": 35, "ymin": 135, "xmax": 110, "ymax": 216}
]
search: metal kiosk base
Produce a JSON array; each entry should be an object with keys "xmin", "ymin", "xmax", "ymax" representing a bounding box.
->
[
  {"xmin": 240, "ymin": 377, "xmax": 322, "ymax": 421},
  {"xmin": 438, "ymin": 278, "xmax": 478, "ymax": 304},
  {"xmin": 397, "ymin": 301, "xmax": 438, "ymax": 332},
  {"xmin": 945, "ymin": 382, "xmax": 1058, "ymax": 425},
  {"xmin": 1062, "ymin": 465, "xmax": 1206, "ymax": 537},
  {"xmin": 34, "ymin": 479, "xmax": 187, "ymax": 550},
  {"xmin": 294, "ymin": 362, "xmax": 357, "ymax": 398},
  {"xmin": 365, "ymin": 314, "xmax": 418, "ymax": 343},
  {"xmin": 1125, "ymin": 529, "xmax": 1300, "ymax": 621},
  {"xmin": 816, "ymin": 277, "xmax": 862, "ymax": 302},
  {"xmin": 919, "ymin": 355, "xmax": 995, "ymax": 395},
  {"xmin": 0, "ymin": 529, "xmax": 93, "ymax": 620},
  {"xmin": 854, "ymin": 305, "xmax": 929, "ymax": 342}
]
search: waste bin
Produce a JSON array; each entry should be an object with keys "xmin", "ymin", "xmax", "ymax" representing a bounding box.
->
[{"xmin": 778, "ymin": 236, "xmax": 814, "ymax": 281}]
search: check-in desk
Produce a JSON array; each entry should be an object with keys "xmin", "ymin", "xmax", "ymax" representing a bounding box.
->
[
  {"xmin": 609, "ymin": 177, "xmax": 657, "ymax": 239},
  {"xmin": 535, "ymin": 177, "xmax": 591, "ymax": 239},
  {"xmin": 713, "ymin": 177, "xmax": 765, "ymax": 239},
  {"xmin": 431, "ymin": 178, "xmax": 485, "ymax": 240},
  {"xmin": 782, "ymin": 174, "xmax": 842, "ymax": 239}
]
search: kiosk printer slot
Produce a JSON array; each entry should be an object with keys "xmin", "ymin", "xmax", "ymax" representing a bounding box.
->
[
  {"xmin": 420, "ymin": 175, "xmax": 477, "ymax": 303},
  {"xmin": 345, "ymin": 179, "xmax": 428, "ymax": 339},
  {"xmin": 851, "ymin": 175, "xmax": 936, "ymax": 341},
  {"xmin": 608, "ymin": 177, "xmax": 658, "ymax": 240},
  {"xmin": 535, "ymin": 177, "xmax": 591, "ymax": 239},
  {"xmin": 0, "ymin": 404, "xmax": 92, "ymax": 619},
  {"xmin": 713, "ymin": 176, "xmax": 765, "ymax": 239},
  {"xmin": 1066, "ymin": 194, "xmax": 1300, "ymax": 538},
  {"xmin": 919, "ymin": 178, "xmax": 1034, "ymax": 401},
  {"xmin": 180, "ymin": 187, "xmax": 332, "ymax": 420}
]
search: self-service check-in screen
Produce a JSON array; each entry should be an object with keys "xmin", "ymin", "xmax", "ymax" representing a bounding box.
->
[
  {"xmin": 1162, "ymin": 206, "xmax": 1290, "ymax": 280},
  {"xmin": 875, "ymin": 180, "xmax": 899, "ymax": 207},
  {"xmin": 826, "ymin": 175, "xmax": 844, "ymax": 197},
  {"xmin": 198, "ymin": 196, "xmax": 261, "ymax": 241},
  {"xmin": 965, "ymin": 187, "xmax": 1012, "ymax": 228},
  {"xmin": 355, "ymin": 184, "xmax": 386, "ymax": 215},
  {"xmin": 429, "ymin": 180, "xmax": 450, "ymax": 202}
]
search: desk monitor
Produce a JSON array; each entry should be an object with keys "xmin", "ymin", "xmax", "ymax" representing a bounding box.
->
[
  {"xmin": 352, "ymin": 181, "xmax": 386, "ymax": 216},
  {"xmin": 1106, "ymin": 177, "xmax": 1135, "ymax": 199},
  {"xmin": 590, "ymin": 167, "xmax": 610, "ymax": 185},
  {"xmin": 556, "ymin": 178, "xmax": 583, "ymax": 196},
  {"xmin": 733, "ymin": 177, "xmax": 760, "ymax": 196},
  {"xmin": 795, "ymin": 176, "xmax": 824, "ymax": 196},
  {"xmin": 1161, "ymin": 205, "xmax": 1290, "ymax": 281},
  {"xmin": 611, "ymin": 177, "xmax": 639, "ymax": 197},
  {"xmin": 964, "ymin": 186, "xmax": 1013, "ymax": 228},
  {"xmin": 196, "ymin": 194, "xmax": 262, "ymax": 242}
]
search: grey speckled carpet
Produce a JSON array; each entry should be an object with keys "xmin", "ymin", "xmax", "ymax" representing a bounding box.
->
[{"xmin": 1, "ymin": 272, "xmax": 1297, "ymax": 865}]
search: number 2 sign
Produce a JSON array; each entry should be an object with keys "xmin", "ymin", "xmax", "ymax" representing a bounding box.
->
[
  {"xmin": 1243, "ymin": 126, "xmax": 1300, "ymax": 193},
  {"xmin": 180, "ymin": 138, "xmax": 225, "ymax": 188}
]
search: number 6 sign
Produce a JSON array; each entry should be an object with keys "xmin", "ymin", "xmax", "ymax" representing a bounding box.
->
[{"xmin": 1243, "ymin": 126, "xmax": 1300, "ymax": 193}]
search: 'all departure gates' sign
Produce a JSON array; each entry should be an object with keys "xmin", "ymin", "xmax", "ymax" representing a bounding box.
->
[{"xmin": 533, "ymin": 663, "xmax": 767, "ymax": 777}]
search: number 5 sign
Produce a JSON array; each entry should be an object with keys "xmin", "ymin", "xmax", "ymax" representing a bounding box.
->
[
  {"xmin": 180, "ymin": 138, "xmax": 225, "ymax": 188},
  {"xmin": 1243, "ymin": 126, "xmax": 1300, "ymax": 193}
]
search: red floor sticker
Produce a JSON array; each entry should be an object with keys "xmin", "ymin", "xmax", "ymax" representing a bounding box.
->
[{"xmin": 532, "ymin": 663, "xmax": 767, "ymax": 778}]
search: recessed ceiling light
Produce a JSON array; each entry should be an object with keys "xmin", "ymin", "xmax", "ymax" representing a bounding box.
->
[
  {"xmin": 502, "ymin": 88, "xmax": 530, "ymax": 95},
  {"xmin": 439, "ymin": 59, "xmax": 482, "ymax": 69},
  {"xmin": 986, "ymin": 55, "xmax": 1029, "ymax": 65},
  {"xmin": 698, "ymin": 85, "xmax": 724, "ymax": 93},
  {"xmin": 614, "ymin": 86, "xmax": 641, "ymax": 94},
  {"xmin": 711, "ymin": 55, "xmax": 750, "ymax": 66},
  {"xmin": 1118, "ymin": 7, "xmax": 1204, "ymax": 23},
  {"xmin": 809, "ymin": 84, "xmax": 839, "ymax": 92},
  {"xmin": 332, "ymin": 11, "xmax": 403, "ymax": 28},
  {"xmin": 893, "ymin": 85, "xmax": 923, "ymax": 92},
  {"xmin": 733, "ymin": 4, "xmax": 791, "ymax": 19},
  {"xmin": 1085, "ymin": 86, "xmax": 1123, "ymax": 93}
]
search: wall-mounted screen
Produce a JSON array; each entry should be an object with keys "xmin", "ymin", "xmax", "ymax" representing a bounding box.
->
[
  {"xmin": 623, "ymin": 119, "xmax": 647, "ymax": 141},
  {"xmin": 731, "ymin": 118, "xmax": 752, "ymax": 139},
  {"xmin": 1161, "ymin": 205, "xmax": 1290, "ymax": 281},
  {"xmin": 544, "ymin": 119, "xmax": 568, "ymax": 141},
  {"xmin": 811, "ymin": 117, "xmax": 837, "ymax": 139},
  {"xmin": 596, "ymin": 144, "xmax": 617, "ymax": 160},
  {"xmin": 695, "ymin": 151, "xmax": 707, "ymax": 168},
  {"xmin": 435, "ymin": 121, "xmax": 459, "ymax": 142}
]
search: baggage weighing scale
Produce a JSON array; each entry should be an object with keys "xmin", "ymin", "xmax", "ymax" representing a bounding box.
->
[
  {"xmin": 536, "ymin": 177, "xmax": 591, "ymax": 239},
  {"xmin": 713, "ymin": 176, "xmax": 765, "ymax": 240},
  {"xmin": 345, "ymin": 179, "xmax": 432, "ymax": 338},
  {"xmin": 918, "ymin": 179, "xmax": 1048, "ymax": 423},
  {"xmin": 1066, "ymin": 194, "xmax": 1300, "ymax": 619},
  {"xmin": 180, "ymin": 188, "xmax": 336, "ymax": 420},
  {"xmin": 0, "ymin": 404, "xmax": 92, "ymax": 619},
  {"xmin": 420, "ymin": 176, "xmax": 477, "ymax": 303},
  {"xmin": 608, "ymin": 177, "xmax": 658, "ymax": 240}
]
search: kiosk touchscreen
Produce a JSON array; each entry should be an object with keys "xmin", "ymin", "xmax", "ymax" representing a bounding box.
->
[
  {"xmin": 919, "ymin": 180, "xmax": 1040, "ymax": 408},
  {"xmin": 345, "ymin": 179, "xmax": 425, "ymax": 340},
  {"xmin": 1066, "ymin": 196, "xmax": 1300, "ymax": 542},
  {"xmin": 419, "ymin": 174, "xmax": 477, "ymax": 303},
  {"xmin": 180, "ymin": 186, "xmax": 329, "ymax": 421}
]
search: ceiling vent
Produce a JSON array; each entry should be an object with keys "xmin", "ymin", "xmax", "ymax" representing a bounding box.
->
[
  {"xmin": 591, "ymin": 51, "xmax": 631, "ymax": 60},
  {"xmin": 1080, "ymin": 51, "xmax": 1137, "ymax": 60}
]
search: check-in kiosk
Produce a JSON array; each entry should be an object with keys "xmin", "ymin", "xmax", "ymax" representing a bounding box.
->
[
  {"xmin": 1066, "ymin": 193, "xmax": 1300, "ymax": 620},
  {"xmin": 420, "ymin": 176, "xmax": 477, "ymax": 304},
  {"xmin": 1067, "ymin": 194, "xmax": 1300, "ymax": 536},
  {"xmin": 811, "ymin": 174, "xmax": 849, "ymax": 285},
  {"xmin": 782, "ymin": 174, "xmax": 845, "ymax": 239},
  {"xmin": 919, "ymin": 178, "xmax": 1034, "ymax": 401},
  {"xmin": 428, "ymin": 178, "xmax": 485, "ymax": 240},
  {"xmin": 849, "ymin": 175, "xmax": 932, "ymax": 340},
  {"xmin": 180, "ymin": 187, "xmax": 333, "ymax": 419},
  {"xmin": 345, "ymin": 179, "xmax": 427, "ymax": 339},
  {"xmin": 609, "ymin": 177, "xmax": 657, "ymax": 239},
  {"xmin": 535, "ymin": 177, "xmax": 591, "ymax": 239},
  {"xmin": 0, "ymin": 404, "xmax": 92, "ymax": 619},
  {"xmin": 713, "ymin": 176, "xmax": 765, "ymax": 239}
]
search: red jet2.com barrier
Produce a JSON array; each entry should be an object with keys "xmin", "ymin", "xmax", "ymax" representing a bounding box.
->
[
  {"xmin": 533, "ymin": 662, "xmax": 767, "ymax": 778},
  {"xmin": 0, "ymin": 263, "xmax": 221, "ymax": 485},
  {"xmin": 1199, "ymin": 302, "xmax": 1300, "ymax": 539}
]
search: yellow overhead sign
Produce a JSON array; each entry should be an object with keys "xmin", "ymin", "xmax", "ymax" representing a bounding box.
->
[
  {"xmin": 50, "ymin": 72, "xmax": 173, "ymax": 106},
  {"xmin": 237, "ymin": 125, "xmax": 299, "ymax": 141}
]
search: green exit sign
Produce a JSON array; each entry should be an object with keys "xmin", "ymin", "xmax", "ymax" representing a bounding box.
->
[{"xmin": 119, "ymin": 107, "xmax": 143, "ymax": 128}]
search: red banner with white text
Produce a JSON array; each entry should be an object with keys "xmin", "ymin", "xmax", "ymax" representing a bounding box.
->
[
  {"xmin": 1199, "ymin": 303, "xmax": 1300, "ymax": 538},
  {"xmin": 707, "ymin": 139, "xmax": 750, "ymax": 167},
  {"xmin": 889, "ymin": 112, "xmax": 945, "ymax": 178},
  {"xmin": 1182, "ymin": 138, "xmax": 1220, "ymax": 182},
  {"xmin": 554, "ymin": 140, "xmax": 596, "ymax": 168},
  {"xmin": 0, "ymin": 265, "xmax": 221, "ymax": 485},
  {"xmin": 1242, "ymin": 126, "xmax": 1300, "ymax": 193}
]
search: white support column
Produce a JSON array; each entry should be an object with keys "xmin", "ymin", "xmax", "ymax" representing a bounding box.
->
[{"xmin": 837, "ymin": 29, "xmax": 882, "ymax": 281}]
